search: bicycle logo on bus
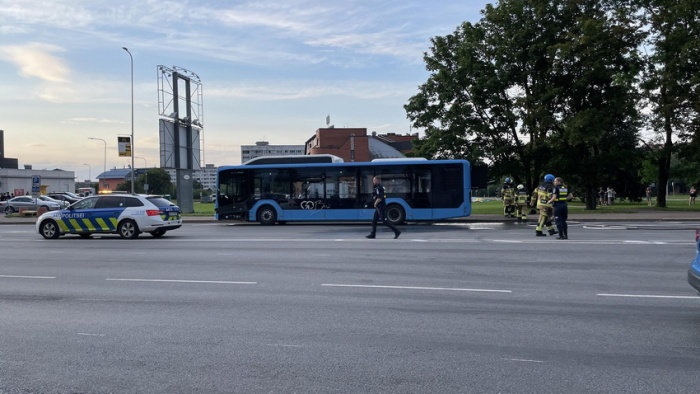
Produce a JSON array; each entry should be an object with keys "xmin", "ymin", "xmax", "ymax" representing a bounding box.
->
[{"xmin": 300, "ymin": 200, "xmax": 328, "ymax": 210}]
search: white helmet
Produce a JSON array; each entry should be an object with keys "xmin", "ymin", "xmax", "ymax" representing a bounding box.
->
[{"xmin": 517, "ymin": 184, "xmax": 524, "ymax": 190}]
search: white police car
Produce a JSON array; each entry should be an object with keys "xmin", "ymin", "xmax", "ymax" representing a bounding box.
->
[{"xmin": 36, "ymin": 194, "xmax": 182, "ymax": 239}]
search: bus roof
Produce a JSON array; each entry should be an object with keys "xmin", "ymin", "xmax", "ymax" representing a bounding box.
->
[
  {"xmin": 242, "ymin": 154, "xmax": 343, "ymax": 165},
  {"xmin": 219, "ymin": 158, "xmax": 469, "ymax": 171}
]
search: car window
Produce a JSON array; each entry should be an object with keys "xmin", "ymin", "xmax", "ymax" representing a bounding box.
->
[
  {"xmin": 123, "ymin": 197, "xmax": 144, "ymax": 207},
  {"xmin": 147, "ymin": 197, "xmax": 173, "ymax": 207},
  {"xmin": 17, "ymin": 197, "xmax": 31, "ymax": 202},
  {"xmin": 72, "ymin": 197, "xmax": 99, "ymax": 210},
  {"xmin": 95, "ymin": 196, "xmax": 124, "ymax": 208}
]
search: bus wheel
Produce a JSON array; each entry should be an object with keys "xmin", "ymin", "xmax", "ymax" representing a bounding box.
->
[
  {"xmin": 257, "ymin": 206, "xmax": 277, "ymax": 225},
  {"xmin": 386, "ymin": 204, "xmax": 405, "ymax": 225}
]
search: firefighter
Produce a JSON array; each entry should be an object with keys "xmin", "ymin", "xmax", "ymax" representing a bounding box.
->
[
  {"xmin": 500, "ymin": 177, "xmax": 516, "ymax": 218},
  {"xmin": 530, "ymin": 174, "xmax": 557, "ymax": 237},
  {"xmin": 514, "ymin": 184, "xmax": 529, "ymax": 222}
]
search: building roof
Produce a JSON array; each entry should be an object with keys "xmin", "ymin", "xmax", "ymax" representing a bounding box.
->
[
  {"xmin": 368, "ymin": 137, "xmax": 405, "ymax": 159},
  {"xmin": 95, "ymin": 168, "xmax": 134, "ymax": 180}
]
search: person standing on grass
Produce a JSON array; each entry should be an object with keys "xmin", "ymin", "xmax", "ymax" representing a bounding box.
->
[
  {"xmin": 690, "ymin": 186, "xmax": 697, "ymax": 205},
  {"xmin": 646, "ymin": 186, "xmax": 653, "ymax": 206}
]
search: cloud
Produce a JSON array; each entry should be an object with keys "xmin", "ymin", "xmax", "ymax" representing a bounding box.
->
[
  {"xmin": 207, "ymin": 80, "xmax": 413, "ymax": 101},
  {"xmin": 62, "ymin": 118, "xmax": 125, "ymax": 125},
  {"xmin": 0, "ymin": 42, "xmax": 70, "ymax": 82}
]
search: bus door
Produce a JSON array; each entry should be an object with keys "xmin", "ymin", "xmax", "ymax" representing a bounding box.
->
[
  {"xmin": 285, "ymin": 169, "xmax": 326, "ymax": 221},
  {"xmin": 323, "ymin": 167, "xmax": 360, "ymax": 221}
]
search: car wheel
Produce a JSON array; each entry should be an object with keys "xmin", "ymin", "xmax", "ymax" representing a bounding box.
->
[
  {"xmin": 386, "ymin": 204, "xmax": 406, "ymax": 225},
  {"xmin": 5, "ymin": 206, "xmax": 15, "ymax": 215},
  {"xmin": 149, "ymin": 229, "xmax": 166, "ymax": 238},
  {"xmin": 257, "ymin": 205, "xmax": 277, "ymax": 225},
  {"xmin": 39, "ymin": 220, "xmax": 61, "ymax": 239},
  {"xmin": 78, "ymin": 233, "xmax": 92, "ymax": 238},
  {"xmin": 118, "ymin": 219, "xmax": 140, "ymax": 239}
]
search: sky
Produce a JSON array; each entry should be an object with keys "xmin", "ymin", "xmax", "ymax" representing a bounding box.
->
[{"xmin": 0, "ymin": 0, "xmax": 488, "ymax": 182}]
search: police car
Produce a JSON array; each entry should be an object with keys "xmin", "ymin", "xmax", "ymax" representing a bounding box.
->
[{"xmin": 36, "ymin": 194, "xmax": 182, "ymax": 239}]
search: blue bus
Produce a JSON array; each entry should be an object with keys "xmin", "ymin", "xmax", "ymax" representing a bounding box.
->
[{"xmin": 215, "ymin": 157, "xmax": 471, "ymax": 225}]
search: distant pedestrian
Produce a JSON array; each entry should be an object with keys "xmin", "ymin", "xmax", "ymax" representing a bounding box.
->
[
  {"xmin": 366, "ymin": 176, "xmax": 401, "ymax": 239},
  {"xmin": 690, "ymin": 186, "xmax": 697, "ymax": 206},
  {"xmin": 646, "ymin": 187, "xmax": 653, "ymax": 206},
  {"xmin": 598, "ymin": 187, "xmax": 606, "ymax": 206},
  {"xmin": 607, "ymin": 187, "xmax": 615, "ymax": 206}
]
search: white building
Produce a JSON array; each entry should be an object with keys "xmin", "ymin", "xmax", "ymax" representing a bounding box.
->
[
  {"xmin": 241, "ymin": 141, "xmax": 304, "ymax": 163},
  {"xmin": 0, "ymin": 168, "xmax": 75, "ymax": 196},
  {"xmin": 165, "ymin": 163, "xmax": 217, "ymax": 191}
]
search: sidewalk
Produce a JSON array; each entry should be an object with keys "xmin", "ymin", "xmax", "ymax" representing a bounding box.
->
[{"xmin": 2, "ymin": 209, "xmax": 698, "ymax": 225}]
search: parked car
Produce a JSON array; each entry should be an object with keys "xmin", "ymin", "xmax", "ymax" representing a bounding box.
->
[
  {"xmin": 38, "ymin": 195, "xmax": 70, "ymax": 209},
  {"xmin": 47, "ymin": 192, "xmax": 82, "ymax": 205},
  {"xmin": 1, "ymin": 196, "xmax": 62, "ymax": 214},
  {"xmin": 36, "ymin": 194, "xmax": 182, "ymax": 239},
  {"xmin": 688, "ymin": 229, "xmax": 700, "ymax": 295}
]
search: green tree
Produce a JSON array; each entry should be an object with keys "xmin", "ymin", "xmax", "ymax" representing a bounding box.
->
[
  {"xmin": 117, "ymin": 168, "xmax": 173, "ymax": 195},
  {"xmin": 405, "ymin": 0, "xmax": 644, "ymax": 208},
  {"xmin": 639, "ymin": 0, "xmax": 700, "ymax": 207},
  {"xmin": 548, "ymin": 0, "xmax": 644, "ymax": 207}
]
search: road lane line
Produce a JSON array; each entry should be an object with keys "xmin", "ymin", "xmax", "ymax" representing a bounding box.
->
[
  {"xmin": 597, "ymin": 293, "xmax": 699, "ymax": 299},
  {"xmin": 106, "ymin": 278, "xmax": 257, "ymax": 285},
  {"xmin": 0, "ymin": 275, "xmax": 55, "ymax": 279},
  {"xmin": 322, "ymin": 284, "xmax": 512, "ymax": 293},
  {"xmin": 505, "ymin": 358, "xmax": 545, "ymax": 363}
]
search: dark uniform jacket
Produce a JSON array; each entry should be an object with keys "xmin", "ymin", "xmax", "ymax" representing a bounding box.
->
[{"xmin": 373, "ymin": 183, "xmax": 387, "ymax": 209}]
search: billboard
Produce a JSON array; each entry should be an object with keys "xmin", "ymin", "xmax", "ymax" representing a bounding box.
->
[{"xmin": 159, "ymin": 119, "xmax": 201, "ymax": 170}]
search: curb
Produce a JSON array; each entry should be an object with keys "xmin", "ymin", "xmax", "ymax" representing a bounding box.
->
[{"xmin": 2, "ymin": 215, "xmax": 698, "ymax": 225}]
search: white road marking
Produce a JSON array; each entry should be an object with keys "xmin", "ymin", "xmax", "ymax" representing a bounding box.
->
[
  {"xmin": 0, "ymin": 274, "xmax": 55, "ymax": 279},
  {"xmin": 505, "ymin": 358, "xmax": 545, "ymax": 363},
  {"xmin": 105, "ymin": 278, "xmax": 257, "ymax": 285},
  {"xmin": 322, "ymin": 283, "xmax": 511, "ymax": 293},
  {"xmin": 597, "ymin": 293, "xmax": 699, "ymax": 299},
  {"xmin": 267, "ymin": 344, "xmax": 304, "ymax": 348}
]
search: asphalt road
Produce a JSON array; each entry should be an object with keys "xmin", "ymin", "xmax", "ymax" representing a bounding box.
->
[{"xmin": 1, "ymin": 220, "xmax": 699, "ymax": 393}]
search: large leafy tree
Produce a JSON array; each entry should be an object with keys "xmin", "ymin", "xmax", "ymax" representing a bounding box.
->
[
  {"xmin": 406, "ymin": 0, "xmax": 644, "ymax": 207},
  {"xmin": 639, "ymin": 0, "xmax": 700, "ymax": 207},
  {"xmin": 548, "ymin": 1, "xmax": 644, "ymax": 207},
  {"xmin": 117, "ymin": 168, "xmax": 173, "ymax": 195}
]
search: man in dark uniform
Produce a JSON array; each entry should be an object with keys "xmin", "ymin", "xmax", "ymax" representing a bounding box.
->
[
  {"xmin": 366, "ymin": 176, "xmax": 401, "ymax": 239},
  {"xmin": 548, "ymin": 177, "xmax": 574, "ymax": 239}
]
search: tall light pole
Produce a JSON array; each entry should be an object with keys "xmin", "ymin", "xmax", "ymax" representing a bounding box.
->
[
  {"xmin": 83, "ymin": 163, "xmax": 91, "ymax": 182},
  {"xmin": 122, "ymin": 46, "xmax": 135, "ymax": 194},
  {"xmin": 88, "ymin": 137, "xmax": 106, "ymax": 191},
  {"xmin": 135, "ymin": 156, "xmax": 147, "ymax": 193}
]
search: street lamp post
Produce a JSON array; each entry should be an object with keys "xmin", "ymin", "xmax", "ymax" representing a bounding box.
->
[
  {"xmin": 88, "ymin": 137, "xmax": 106, "ymax": 191},
  {"xmin": 83, "ymin": 163, "xmax": 91, "ymax": 182},
  {"xmin": 122, "ymin": 46, "xmax": 135, "ymax": 194}
]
